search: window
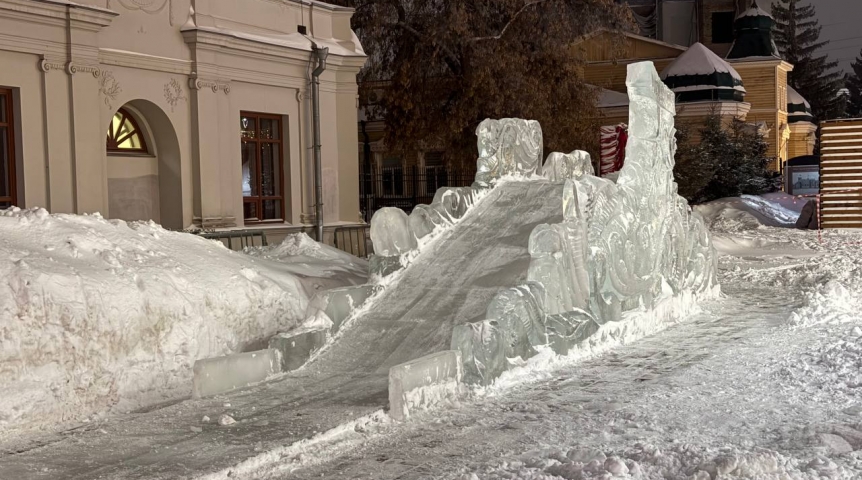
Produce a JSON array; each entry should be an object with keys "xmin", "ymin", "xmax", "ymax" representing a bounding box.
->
[
  {"xmin": 711, "ymin": 11, "xmax": 735, "ymax": 44},
  {"xmin": 381, "ymin": 156, "xmax": 403, "ymax": 196},
  {"xmin": 423, "ymin": 151, "xmax": 447, "ymax": 194},
  {"xmin": 107, "ymin": 108, "xmax": 148, "ymax": 153},
  {"xmin": 0, "ymin": 88, "xmax": 16, "ymax": 209},
  {"xmin": 241, "ymin": 112, "xmax": 285, "ymax": 222}
]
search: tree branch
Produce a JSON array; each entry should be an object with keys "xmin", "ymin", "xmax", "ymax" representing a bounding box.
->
[
  {"xmin": 470, "ymin": 0, "xmax": 549, "ymax": 43},
  {"xmin": 395, "ymin": 21, "xmax": 463, "ymax": 74}
]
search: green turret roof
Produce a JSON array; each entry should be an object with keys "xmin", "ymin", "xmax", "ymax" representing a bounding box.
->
[{"xmin": 727, "ymin": 1, "xmax": 780, "ymax": 60}]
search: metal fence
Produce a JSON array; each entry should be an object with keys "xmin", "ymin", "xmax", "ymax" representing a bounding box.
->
[
  {"xmin": 359, "ymin": 165, "xmax": 474, "ymax": 221},
  {"xmin": 333, "ymin": 225, "xmax": 372, "ymax": 258},
  {"xmin": 197, "ymin": 229, "xmax": 268, "ymax": 251}
]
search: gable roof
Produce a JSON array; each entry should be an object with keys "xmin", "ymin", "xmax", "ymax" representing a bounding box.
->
[{"xmin": 573, "ymin": 29, "xmax": 686, "ymax": 63}]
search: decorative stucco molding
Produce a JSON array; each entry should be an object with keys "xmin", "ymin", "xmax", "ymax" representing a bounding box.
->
[
  {"xmin": 188, "ymin": 77, "xmax": 230, "ymax": 94},
  {"xmin": 39, "ymin": 59, "xmax": 103, "ymax": 78},
  {"xmin": 38, "ymin": 58, "xmax": 65, "ymax": 73},
  {"xmin": 66, "ymin": 62, "xmax": 102, "ymax": 78},
  {"xmin": 109, "ymin": 0, "xmax": 174, "ymax": 25},
  {"xmin": 99, "ymin": 70, "xmax": 121, "ymax": 108},
  {"xmin": 296, "ymin": 90, "xmax": 306, "ymax": 102},
  {"xmin": 163, "ymin": 77, "xmax": 187, "ymax": 112}
]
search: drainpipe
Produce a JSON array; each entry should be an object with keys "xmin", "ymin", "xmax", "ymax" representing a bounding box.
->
[
  {"xmin": 311, "ymin": 44, "xmax": 329, "ymax": 242},
  {"xmin": 361, "ymin": 120, "xmax": 372, "ymax": 222}
]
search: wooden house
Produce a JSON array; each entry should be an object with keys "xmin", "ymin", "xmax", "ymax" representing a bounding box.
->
[{"xmin": 586, "ymin": 1, "xmax": 797, "ymax": 173}]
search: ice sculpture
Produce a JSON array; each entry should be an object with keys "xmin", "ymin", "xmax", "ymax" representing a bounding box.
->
[
  {"xmin": 452, "ymin": 61, "xmax": 718, "ymax": 385},
  {"xmin": 370, "ymin": 208, "xmax": 417, "ymax": 256},
  {"xmin": 542, "ymin": 150, "xmax": 594, "ymax": 181},
  {"xmin": 369, "ymin": 186, "xmax": 484, "ymax": 281},
  {"xmin": 475, "ymin": 118, "xmax": 543, "ymax": 185}
]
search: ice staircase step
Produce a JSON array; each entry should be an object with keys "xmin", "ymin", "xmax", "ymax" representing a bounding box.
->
[
  {"xmin": 389, "ymin": 350, "xmax": 464, "ymax": 422},
  {"xmin": 192, "ymin": 349, "xmax": 281, "ymax": 398},
  {"xmin": 268, "ymin": 328, "xmax": 328, "ymax": 372}
]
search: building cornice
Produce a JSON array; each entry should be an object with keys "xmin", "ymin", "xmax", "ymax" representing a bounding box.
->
[
  {"xmin": 789, "ymin": 122, "xmax": 818, "ymax": 134},
  {"xmin": 730, "ymin": 58, "xmax": 794, "ymax": 72},
  {"xmin": 99, "ymin": 48, "xmax": 193, "ymax": 75},
  {"xmin": 0, "ymin": 0, "xmax": 117, "ymax": 27},
  {"xmin": 181, "ymin": 28, "xmax": 366, "ymax": 71}
]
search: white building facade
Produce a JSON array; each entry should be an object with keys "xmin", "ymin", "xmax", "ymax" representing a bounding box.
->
[{"xmin": 0, "ymin": 0, "xmax": 366, "ymax": 233}]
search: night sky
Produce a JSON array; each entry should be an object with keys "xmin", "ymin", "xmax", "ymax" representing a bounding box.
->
[{"xmin": 795, "ymin": 0, "xmax": 862, "ymax": 73}]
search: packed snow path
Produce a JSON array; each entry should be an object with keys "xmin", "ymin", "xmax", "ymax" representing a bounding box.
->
[{"xmin": 0, "ymin": 181, "xmax": 564, "ymax": 479}]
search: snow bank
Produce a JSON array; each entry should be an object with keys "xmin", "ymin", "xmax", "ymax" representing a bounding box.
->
[{"xmin": 0, "ymin": 209, "xmax": 354, "ymax": 433}]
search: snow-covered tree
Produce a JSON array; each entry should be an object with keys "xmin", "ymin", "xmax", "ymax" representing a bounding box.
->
[
  {"xmin": 771, "ymin": 0, "xmax": 844, "ymax": 120},
  {"xmin": 675, "ymin": 114, "xmax": 779, "ymax": 203}
]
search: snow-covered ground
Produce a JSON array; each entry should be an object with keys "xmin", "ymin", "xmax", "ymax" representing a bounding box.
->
[
  {"xmin": 3, "ymin": 195, "xmax": 862, "ymax": 480},
  {"xmin": 0, "ymin": 208, "xmax": 365, "ymax": 436},
  {"xmin": 281, "ymin": 199, "xmax": 862, "ymax": 479}
]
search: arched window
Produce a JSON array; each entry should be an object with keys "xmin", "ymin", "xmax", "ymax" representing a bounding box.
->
[{"xmin": 107, "ymin": 108, "xmax": 148, "ymax": 153}]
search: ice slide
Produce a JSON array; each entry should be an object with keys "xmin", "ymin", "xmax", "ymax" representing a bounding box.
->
[{"xmin": 306, "ymin": 180, "xmax": 564, "ymax": 380}]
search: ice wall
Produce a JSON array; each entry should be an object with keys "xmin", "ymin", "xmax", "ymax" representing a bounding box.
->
[{"xmin": 452, "ymin": 62, "xmax": 718, "ymax": 384}]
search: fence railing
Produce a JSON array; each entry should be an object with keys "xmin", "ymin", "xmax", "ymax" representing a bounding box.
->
[
  {"xmin": 197, "ymin": 229, "xmax": 268, "ymax": 251},
  {"xmin": 359, "ymin": 165, "xmax": 474, "ymax": 221},
  {"xmin": 333, "ymin": 225, "xmax": 372, "ymax": 258}
]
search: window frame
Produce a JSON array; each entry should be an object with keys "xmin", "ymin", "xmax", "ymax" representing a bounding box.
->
[
  {"xmin": 711, "ymin": 11, "xmax": 735, "ymax": 44},
  {"xmin": 0, "ymin": 88, "xmax": 17, "ymax": 209},
  {"xmin": 107, "ymin": 107, "xmax": 149, "ymax": 154},
  {"xmin": 240, "ymin": 111, "xmax": 286, "ymax": 223}
]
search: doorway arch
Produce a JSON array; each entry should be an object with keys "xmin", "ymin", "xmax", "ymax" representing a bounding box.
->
[{"xmin": 106, "ymin": 100, "xmax": 182, "ymax": 230}]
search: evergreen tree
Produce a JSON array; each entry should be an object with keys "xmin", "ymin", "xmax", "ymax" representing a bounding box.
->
[
  {"xmin": 847, "ymin": 52, "xmax": 862, "ymax": 118},
  {"xmin": 674, "ymin": 114, "xmax": 779, "ymax": 204},
  {"xmin": 772, "ymin": 0, "xmax": 844, "ymax": 120}
]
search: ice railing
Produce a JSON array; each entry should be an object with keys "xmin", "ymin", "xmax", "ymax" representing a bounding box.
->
[
  {"xmin": 371, "ymin": 62, "xmax": 717, "ymax": 385},
  {"xmin": 273, "ymin": 61, "xmax": 717, "ymax": 385}
]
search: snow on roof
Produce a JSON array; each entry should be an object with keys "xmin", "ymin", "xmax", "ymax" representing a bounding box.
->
[
  {"xmin": 661, "ymin": 42, "xmax": 745, "ymax": 92},
  {"xmin": 598, "ymin": 88, "xmax": 630, "ymax": 108},
  {"xmin": 736, "ymin": 1, "xmax": 773, "ymax": 20},
  {"xmin": 181, "ymin": 25, "xmax": 365, "ymax": 58},
  {"xmin": 661, "ymin": 43, "xmax": 744, "ymax": 82},
  {"xmin": 788, "ymin": 86, "xmax": 811, "ymax": 109}
]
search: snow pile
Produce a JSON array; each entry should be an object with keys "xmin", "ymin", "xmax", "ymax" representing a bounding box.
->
[
  {"xmin": 460, "ymin": 443, "xmax": 859, "ymax": 479},
  {"xmin": 695, "ymin": 194, "xmax": 800, "ymax": 232},
  {"xmin": 244, "ymin": 233, "xmax": 368, "ymax": 295},
  {"xmin": 790, "ymin": 280, "xmax": 862, "ymax": 327},
  {"xmin": 0, "ymin": 209, "xmax": 329, "ymax": 433},
  {"xmin": 780, "ymin": 324, "xmax": 862, "ymax": 406}
]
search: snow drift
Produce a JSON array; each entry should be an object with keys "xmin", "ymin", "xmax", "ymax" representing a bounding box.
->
[
  {"xmin": 0, "ymin": 211, "xmax": 361, "ymax": 433},
  {"xmin": 694, "ymin": 194, "xmax": 801, "ymax": 232}
]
